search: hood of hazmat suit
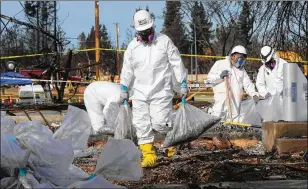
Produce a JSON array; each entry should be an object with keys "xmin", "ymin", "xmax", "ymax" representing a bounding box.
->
[
  {"xmin": 120, "ymin": 33, "xmax": 188, "ymax": 145},
  {"xmin": 206, "ymin": 56, "xmax": 258, "ymax": 122},
  {"xmin": 256, "ymin": 55, "xmax": 288, "ymax": 98},
  {"xmin": 84, "ymin": 81, "xmax": 133, "ymax": 133}
]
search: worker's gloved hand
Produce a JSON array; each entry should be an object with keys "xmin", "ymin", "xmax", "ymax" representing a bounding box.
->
[
  {"xmin": 280, "ymin": 91, "xmax": 283, "ymax": 96},
  {"xmin": 253, "ymin": 95, "xmax": 259, "ymax": 104},
  {"xmin": 220, "ymin": 70, "xmax": 229, "ymax": 79},
  {"xmin": 180, "ymin": 81, "xmax": 188, "ymax": 97},
  {"xmin": 120, "ymin": 85, "xmax": 128, "ymax": 103},
  {"xmin": 264, "ymin": 93, "xmax": 271, "ymax": 99}
]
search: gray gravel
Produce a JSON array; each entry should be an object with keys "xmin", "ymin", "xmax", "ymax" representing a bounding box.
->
[
  {"xmin": 244, "ymin": 141, "xmax": 266, "ymax": 156},
  {"xmin": 203, "ymin": 122, "xmax": 262, "ymax": 140}
]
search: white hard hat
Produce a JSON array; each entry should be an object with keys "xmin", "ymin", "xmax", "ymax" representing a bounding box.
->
[
  {"xmin": 260, "ymin": 46, "xmax": 274, "ymax": 64},
  {"xmin": 133, "ymin": 10, "xmax": 154, "ymax": 31},
  {"xmin": 230, "ymin": 45, "xmax": 247, "ymax": 56}
]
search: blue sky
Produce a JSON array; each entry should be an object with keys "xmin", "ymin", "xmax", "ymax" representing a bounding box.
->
[{"xmin": 1, "ymin": 1, "xmax": 166, "ymax": 49}]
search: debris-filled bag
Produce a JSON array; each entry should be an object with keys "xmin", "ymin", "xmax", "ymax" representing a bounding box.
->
[
  {"xmin": 238, "ymin": 99, "xmax": 262, "ymax": 126},
  {"xmin": 163, "ymin": 98, "xmax": 221, "ymax": 148},
  {"xmin": 53, "ymin": 105, "xmax": 92, "ymax": 155},
  {"xmin": 18, "ymin": 168, "xmax": 40, "ymax": 189},
  {"xmin": 104, "ymin": 102, "xmax": 120, "ymax": 134},
  {"xmin": 31, "ymin": 164, "xmax": 89, "ymax": 187},
  {"xmin": 1, "ymin": 133, "xmax": 30, "ymax": 169},
  {"xmin": 256, "ymin": 95, "xmax": 283, "ymax": 122},
  {"xmin": 68, "ymin": 175, "xmax": 125, "ymax": 189},
  {"xmin": 94, "ymin": 138, "xmax": 143, "ymax": 181},
  {"xmin": 1, "ymin": 116, "xmax": 16, "ymax": 134},
  {"xmin": 1, "ymin": 177, "xmax": 23, "ymax": 189},
  {"xmin": 14, "ymin": 121, "xmax": 74, "ymax": 172},
  {"xmin": 114, "ymin": 100, "xmax": 137, "ymax": 142}
]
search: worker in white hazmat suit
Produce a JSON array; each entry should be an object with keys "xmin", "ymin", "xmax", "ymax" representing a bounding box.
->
[
  {"xmin": 206, "ymin": 45, "xmax": 259, "ymax": 122},
  {"xmin": 256, "ymin": 46, "xmax": 287, "ymax": 99},
  {"xmin": 84, "ymin": 81, "xmax": 131, "ymax": 135},
  {"xmin": 120, "ymin": 10, "xmax": 188, "ymax": 168}
]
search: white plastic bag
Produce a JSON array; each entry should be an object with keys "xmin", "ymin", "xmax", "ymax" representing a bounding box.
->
[
  {"xmin": 114, "ymin": 101, "xmax": 137, "ymax": 142},
  {"xmin": 14, "ymin": 120, "xmax": 53, "ymax": 139},
  {"xmin": 163, "ymin": 100, "xmax": 221, "ymax": 148},
  {"xmin": 104, "ymin": 102, "xmax": 120, "ymax": 134},
  {"xmin": 68, "ymin": 175, "xmax": 125, "ymax": 189},
  {"xmin": 0, "ymin": 177, "xmax": 23, "ymax": 189},
  {"xmin": 53, "ymin": 105, "xmax": 91, "ymax": 154},
  {"xmin": 14, "ymin": 121, "xmax": 74, "ymax": 172},
  {"xmin": 238, "ymin": 99, "xmax": 262, "ymax": 126},
  {"xmin": 1, "ymin": 116, "xmax": 15, "ymax": 134},
  {"xmin": 1, "ymin": 133, "xmax": 30, "ymax": 168},
  {"xmin": 18, "ymin": 169, "xmax": 40, "ymax": 189},
  {"xmin": 94, "ymin": 138, "xmax": 143, "ymax": 181},
  {"xmin": 256, "ymin": 95, "xmax": 283, "ymax": 122},
  {"xmin": 33, "ymin": 164, "xmax": 89, "ymax": 187}
]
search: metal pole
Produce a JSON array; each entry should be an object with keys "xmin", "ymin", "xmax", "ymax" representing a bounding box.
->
[
  {"xmin": 194, "ymin": 24, "xmax": 198, "ymax": 82},
  {"xmin": 95, "ymin": 1, "xmax": 100, "ymax": 81},
  {"xmin": 53, "ymin": 1, "xmax": 57, "ymax": 53},
  {"xmin": 36, "ymin": 1, "xmax": 40, "ymax": 53},
  {"xmin": 190, "ymin": 43, "xmax": 193, "ymax": 75},
  {"xmin": 115, "ymin": 22, "xmax": 120, "ymax": 76}
]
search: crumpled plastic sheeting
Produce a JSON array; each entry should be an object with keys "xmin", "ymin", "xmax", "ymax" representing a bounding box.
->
[
  {"xmin": 104, "ymin": 102, "xmax": 120, "ymax": 134},
  {"xmin": 238, "ymin": 99, "xmax": 262, "ymax": 126},
  {"xmin": 94, "ymin": 138, "xmax": 143, "ymax": 181},
  {"xmin": 14, "ymin": 121, "xmax": 74, "ymax": 172},
  {"xmin": 1, "ymin": 116, "xmax": 16, "ymax": 134},
  {"xmin": 32, "ymin": 164, "xmax": 89, "ymax": 187},
  {"xmin": 256, "ymin": 95, "xmax": 283, "ymax": 122},
  {"xmin": 18, "ymin": 171, "xmax": 40, "ymax": 188},
  {"xmin": 114, "ymin": 104, "xmax": 137, "ymax": 143},
  {"xmin": 68, "ymin": 175, "xmax": 125, "ymax": 189},
  {"xmin": 1, "ymin": 133, "xmax": 30, "ymax": 169},
  {"xmin": 163, "ymin": 103, "xmax": 221, "ymax": 148},
  {"xmin": 0, "ymin": 177, "xmax": 23, "ymax": 189},
  {"xmin": 53, "ymin": 105, "xmax": 91, "ymax": 154}
]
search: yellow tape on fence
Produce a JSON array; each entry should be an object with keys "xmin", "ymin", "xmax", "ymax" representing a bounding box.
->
[{"xmin": 1, "ymin": 47, "xmax": 307, "ymax": 63}]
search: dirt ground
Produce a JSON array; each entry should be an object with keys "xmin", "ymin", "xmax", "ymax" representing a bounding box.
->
[{"xmin": 73, "ymin": 137, "xmax": 308, "ymax": 188}]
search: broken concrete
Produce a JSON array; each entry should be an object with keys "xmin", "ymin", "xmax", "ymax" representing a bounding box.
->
[
  {"xmin": 276, "ymin": 138, "xmax": 308, "ymax": 155},
  {"xmin": 262, "ymin": 122, "xmax": 308, "ymax": 151}
]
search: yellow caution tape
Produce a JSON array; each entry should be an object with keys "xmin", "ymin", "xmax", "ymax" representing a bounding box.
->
[
  {"xmin": 221, "ymin": 121, "xmax": 252, "ymax": 127},
  {"xmin": 1, "ymin": 47, "xmax": 307, "ymax": 63}
]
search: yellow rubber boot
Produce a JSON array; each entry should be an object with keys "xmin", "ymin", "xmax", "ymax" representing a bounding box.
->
[
  {"xmin": 139, "ymin": 143, "xmax": 157, "ymax": 168},
  {"xmin": 166, "ymin": 146, "xmax": 176, "ymax": 158}
]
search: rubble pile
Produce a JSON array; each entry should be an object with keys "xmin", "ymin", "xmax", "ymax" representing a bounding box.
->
[
  {"xmin": 206, "ymin": 122, "xmax": 262, "ymax": 140},
  {"xmin": 1, "ymin": 105, "xmax": 307, "ymax": 189},
  {"xmin": 72, "ymin": 138, "xmax": 308, "ymax": 189}
]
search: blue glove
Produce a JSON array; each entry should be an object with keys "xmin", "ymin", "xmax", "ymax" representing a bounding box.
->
[
  {"xmin": 120, "ymin": 85, "xmax": 128, "ymax": 102},
  {"xmin": 220, "ymin": 70, "xmax": 229, "ymax": 79},
  {"xmin": 180, "ymin": 81, "xmax": 188, "ymax": 97}
]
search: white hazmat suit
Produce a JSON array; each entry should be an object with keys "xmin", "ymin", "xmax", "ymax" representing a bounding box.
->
[
  {"xmin": 84, "ymin": 81, "xmax": 122, "ymax": 133},
  {"xmin": 256, "ymin": 54, "xmax": 287, "ymax": 98},
  {"xmin": 120, "ymin": 33, "xmax": 188, "ymax": 145},
  {"xmin": 207, "ymin": 57, "xmax": 259, "ymax": 122}
]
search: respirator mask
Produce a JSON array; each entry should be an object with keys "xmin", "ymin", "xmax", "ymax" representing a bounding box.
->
[
  {"xmin": 265, "ymin": 58, "xmax": 276, "ymax": 70},
  {"xmin": 233, "ymin": 55, "xmax": 247, "ymax": 69},
  {"xmin": 137, "ymin": 27, "xmax": 154, "ymax": 43}
]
